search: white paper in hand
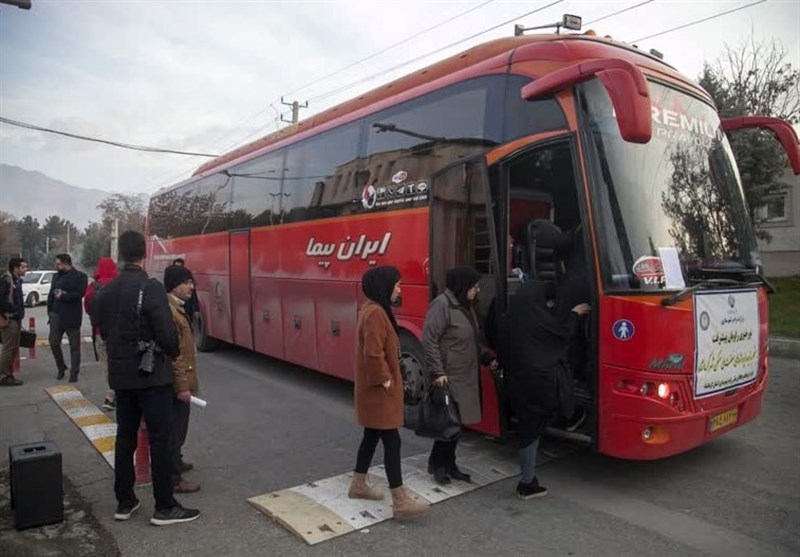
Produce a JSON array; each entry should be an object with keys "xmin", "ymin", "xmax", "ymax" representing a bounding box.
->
[{"xmin": 190, "ymin": 396, "xmax": 207, "ymax": 408}]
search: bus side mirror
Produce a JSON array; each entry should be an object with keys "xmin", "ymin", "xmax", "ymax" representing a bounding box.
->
[
  {"xmin": 521, "ymin": 58, "xmax": 652, "ymax": 144},
  {"xmin": 721, "ymin": 116, "xmax": 800, "ymax": 175}
]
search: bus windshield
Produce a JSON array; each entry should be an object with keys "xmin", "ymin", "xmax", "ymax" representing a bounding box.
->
[{"xmin": 578, "ymin": 79, "xmax": 759, "ymax": 292}]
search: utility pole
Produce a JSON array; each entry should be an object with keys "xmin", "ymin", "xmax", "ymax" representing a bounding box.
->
[
  {"xmin": 66, "ymin": 226, "xmax": 70, "ymax": 253},
  {"xmin": 110, "ymin": 218, "xmax": 119, "ymax": 262},
  {"xmin": 280, "ymin": 97, "xmax": 308, "ymax": 124}
]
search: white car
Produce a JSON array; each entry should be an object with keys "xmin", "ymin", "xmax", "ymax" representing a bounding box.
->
[{"xmin": 22, "ymin": 270, "xmax": 57, "ymax": 307}]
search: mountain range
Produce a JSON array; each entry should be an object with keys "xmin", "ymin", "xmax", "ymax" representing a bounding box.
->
[{"xmin": 0, "ymin": 164, "xmax": 146, "ymax": 229}]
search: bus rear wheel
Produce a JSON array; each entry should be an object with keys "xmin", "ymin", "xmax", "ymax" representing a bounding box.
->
[
  {"xmin": 399, "ymin": 331, "xmax": 426, "ymax": 405},
  {"xmin": 193, "ymin": 311, "xmax": 220, "ymax": 352}
]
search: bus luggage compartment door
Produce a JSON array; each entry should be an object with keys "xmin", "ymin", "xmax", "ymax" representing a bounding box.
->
[{"xmin": 229, "ymin": 230, "xmax": 254, "ymax": 350}]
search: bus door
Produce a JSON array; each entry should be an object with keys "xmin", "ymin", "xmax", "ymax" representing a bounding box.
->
[
  {"xmin": 496, "ymin": 134, "xmax": 597, "ymax": 442},
  {"xmin": 229, "ymin": 230, "xmax": 254, "ymax": 350},
  {"xmin": 428, "ymin": 156, "xmax": 504, "ymax": 437}
]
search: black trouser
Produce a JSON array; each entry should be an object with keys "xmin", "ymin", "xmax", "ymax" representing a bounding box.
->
[
  {"xmin": 354, "ymin": 428, "xmax": 403, "ymax": 489},
  {"xmin": 114, "ymin": 385, "xmax": 176, "ymax": 511},
  {"xmin": 49, "ymin": 313, "xmax": 81, "ymax": 374},
  {"xmin": 170, "ymin": 397, "xmax": 191, "ymax": 484},
  {"xmin": 429, "ymin": 438, "xmax": 459, "ymax": 470}
]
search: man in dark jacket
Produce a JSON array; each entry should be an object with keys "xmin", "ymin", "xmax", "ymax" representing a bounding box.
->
[
  {"xmin": 96, "ymin": 231, "xmax": 200, "ymax": 526},
  {"xmin": 0, "ymin": 257, "xmax": 28, "ymax": 386},
  {"xmin": 48, "ymin": 253, "xmax": 88, "ymax": 382}
]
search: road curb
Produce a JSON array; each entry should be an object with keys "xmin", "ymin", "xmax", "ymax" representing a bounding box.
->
[{"xmin": 769, "ymin": 337, "xmax": 800, "ymax": 359}]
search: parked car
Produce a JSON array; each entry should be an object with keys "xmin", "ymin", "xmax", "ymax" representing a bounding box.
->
[{"xmin": 22, "ymin": 270, "xmax": 57, "ymax": 307}]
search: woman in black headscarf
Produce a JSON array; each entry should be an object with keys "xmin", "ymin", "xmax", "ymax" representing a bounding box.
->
[
  {"xmin": 350, "ymin": 266, "xmax": 429, "ymax": 519},
  {"xmin": 499, "ymin": 280, "xmax": 590, "ymax": 499},
  {"xmin": 422, "ymin": 266, "xmax": 493, "ymax": 485}
]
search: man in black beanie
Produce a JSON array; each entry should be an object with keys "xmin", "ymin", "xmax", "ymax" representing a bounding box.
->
[{"xmin": 163, "ymin": 264, "xmax": 201, "ymax": 494}]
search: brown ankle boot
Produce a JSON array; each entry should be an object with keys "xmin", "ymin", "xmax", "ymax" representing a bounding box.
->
[
  {"xmin": 348, "ymin": 472, "xmax": 384, "ymax": 500},
  {"xmin": 390, "ymin": 486, "xmax": 429, "ymax": 519}
]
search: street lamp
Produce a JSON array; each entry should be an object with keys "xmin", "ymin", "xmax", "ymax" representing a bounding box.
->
[{"xmin": 0, "ymin": 0, "xmax": 32, "ymax": 9}]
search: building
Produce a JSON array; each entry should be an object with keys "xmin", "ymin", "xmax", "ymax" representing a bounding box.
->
[{"xmin": 757, "ymin": 170, "xmax": 800, "ymax": 277}]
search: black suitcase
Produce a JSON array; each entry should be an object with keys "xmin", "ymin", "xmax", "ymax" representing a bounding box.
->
[{"xmin": 9, "ymin": 441, "xmax": 64, "ymax": 530}]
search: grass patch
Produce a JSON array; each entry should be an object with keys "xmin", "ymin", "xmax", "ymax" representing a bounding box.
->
[{"xmin": 769, "ymin": 276, "xmax": 800, "ymax": 338}]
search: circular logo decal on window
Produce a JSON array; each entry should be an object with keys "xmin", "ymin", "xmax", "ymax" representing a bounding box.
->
[{"xmin": 361, "ymin": 185, "xmax": 377, "ymax": 210}]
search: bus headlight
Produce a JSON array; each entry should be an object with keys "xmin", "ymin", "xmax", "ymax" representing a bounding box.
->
[{"xmin": 657, "ymin": 382, "xmax": 671, "ymax": 399}]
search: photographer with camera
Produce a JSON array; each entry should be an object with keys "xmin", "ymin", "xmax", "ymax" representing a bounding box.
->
[{"xmin": 95, "ymin": 231, "xmax": 200, "ymax": 526}]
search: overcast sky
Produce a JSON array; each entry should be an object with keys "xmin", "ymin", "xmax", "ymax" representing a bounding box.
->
[{"xmin": 1, "ymin": 0, "xmax": 798, "ymax": 196}]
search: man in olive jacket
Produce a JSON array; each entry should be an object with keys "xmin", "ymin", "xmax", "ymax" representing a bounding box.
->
[
  {"xmin": 95, "ymin": 231, "xmax": 200, "ymax": 526},
  {"xmin": 48, "ymin": 253, "xmax": 88, "ymax": 382}
]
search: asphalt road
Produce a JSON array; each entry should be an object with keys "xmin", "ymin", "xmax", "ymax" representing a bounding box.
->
[{"xmin": 1, "ymin": 336, "xmax": 798, "ymax": 557}]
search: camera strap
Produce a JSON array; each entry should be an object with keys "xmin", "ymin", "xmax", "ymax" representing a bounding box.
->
[{"xmin": 135, "ymin": 278, "xmax": 148, "ymax": 345}]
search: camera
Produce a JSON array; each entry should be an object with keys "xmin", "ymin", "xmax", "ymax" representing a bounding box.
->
[{"xmin": 137, "ymin": 340, "xmax": 156, "ymax": 375}]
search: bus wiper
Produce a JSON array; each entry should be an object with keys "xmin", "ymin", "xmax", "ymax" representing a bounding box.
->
[
  {"xmin": 661, "ymin": 278, "xmax": 747, "ymax": 307},
  {"xmin": 372, "ymin": 122, "xmax": 498, "ymax": 147}
]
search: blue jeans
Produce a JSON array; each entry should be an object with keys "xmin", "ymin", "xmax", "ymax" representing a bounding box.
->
[{"xmin": 519, "ymin": 438, "xmax": 541, "ymax": 484}]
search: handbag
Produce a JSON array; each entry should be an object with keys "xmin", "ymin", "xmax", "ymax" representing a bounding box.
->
[
  {"xmin": 414, "ymin": 385, "xmax": 462, "ymax": 441},
  {"xmin": 19, "ymin": 330, "xmax": 36, "ymax": 349}
]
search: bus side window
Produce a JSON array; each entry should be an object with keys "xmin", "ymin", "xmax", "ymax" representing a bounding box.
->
[{"xmin": 281, "ymin": 122, "xmax": 361, "ymax": 223}]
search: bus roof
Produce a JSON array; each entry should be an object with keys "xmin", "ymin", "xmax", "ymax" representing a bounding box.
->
[{"xmin": 173, "ymin": 32, "xmax": 694, "ymax": 192}]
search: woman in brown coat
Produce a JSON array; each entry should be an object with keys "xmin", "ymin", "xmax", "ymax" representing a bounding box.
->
[
  {"xmin": 348, "ymin": 266, "xmax": 429, "ymax": 519},
  {"xmin": 423, "ymin": 266, "xmax": 492, "ymax": 485}
]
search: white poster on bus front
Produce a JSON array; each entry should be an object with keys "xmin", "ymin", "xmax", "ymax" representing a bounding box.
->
[{"xmin": 694, "ymin": 289, "xmax": 760, "ymax": 398}]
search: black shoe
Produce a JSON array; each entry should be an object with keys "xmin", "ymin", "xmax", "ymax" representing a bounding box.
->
[
  {"xmin": 0, "ymin": 375, "xmax": 23, "ymax": 386},
  {"xmin": 565, "ymin": 407, "xmax": 586, "ymax": 432},
  {"xmin": 516, "ymin": 478, "xmax": 548, "ymax": 500},
  {"xmin": 57, "ymin": 369, "xmax": 65, "ymax": 380},
  {"xmin": 150, "ymin": 504, "xmax": 200, "ymax": 526},
  {"xmin": 432, "ymin": 467, "xmax": 451, "ymax": 486},
  {"xmin": 114, "ymin": 499, "xmax": 141, "ymax": 521},
  {"xmin": 68, "ymin": 372, "xmax": 78, "ymax": 383},
  {"xmin": 446, "ymin": 464, "xmax": 471, "ymax": 483}
]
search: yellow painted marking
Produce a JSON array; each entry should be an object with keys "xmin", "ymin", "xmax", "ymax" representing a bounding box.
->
[
  {"xmin": 74, "ymin": 414, "xmax": 114, "ymax": 428},
  {"xmin": 93, "ymin": 437, "xmax": 116, "ymax": 454},
  {"xmin": 60, "ymin": 398, "xmax": 94, "ymax": 410},
  {"xmin": 46, "ymin": 385, "xmax": 115, "ymax": 469},
  {"xmin": 46, "ymin": 385, "xmax": 77, "ymax": 395}
]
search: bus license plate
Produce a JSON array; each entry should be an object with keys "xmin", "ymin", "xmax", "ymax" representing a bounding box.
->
[{"xmin": 709, "ymin": 408, "xmax": 739, "ymax": 432}]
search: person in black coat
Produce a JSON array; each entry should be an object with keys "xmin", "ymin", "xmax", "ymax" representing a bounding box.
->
[
  {"xmin": 95, "ymin": 231, "xmax": 199, "ymax": 526},
  {"xmin": 48, "ymin": 253, "xmax": 88, "ymax": 382},
  {"xmin": 498, "ymin": 280, "xmax": 590, "ymax": 499}
]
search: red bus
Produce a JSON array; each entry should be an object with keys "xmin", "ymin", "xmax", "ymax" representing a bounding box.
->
[{"xmin": 147, "ymin": 30, "xmax": 800, "ymax": 460}]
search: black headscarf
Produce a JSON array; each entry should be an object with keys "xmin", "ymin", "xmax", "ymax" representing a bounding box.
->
[
  {"xmin": 361, "ymin": 266, "xmax": 401, "ymax": 330},
  {"xmin": 445, "ymin": 266, "xmax": 481, "ymax": 308}
]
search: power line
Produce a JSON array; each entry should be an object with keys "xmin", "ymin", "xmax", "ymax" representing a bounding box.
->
[
  {"xmin": 202, "ymin": 0, "xmax": 499, "ymax": 159},
  {"xmin": 585, "ymin": 0, "xmax": 656, "ymax": 25},
  {"xmin": 0, "ymin": 116, "xmax": 219, "ymax": 157},
  {"xmin": 633, "ymin": 0, "xmax": 768, "ymax": 42},
  {"xmin": 147, "ymin": 0, "xmax": 664, "ymax": 190},
  {"xmin": 308, "ymin": 0, "xmax": 566, "ymax": 104},
  {"xmin": 282, "ymin": 0, "xmax": 498, "ymax": 100}
]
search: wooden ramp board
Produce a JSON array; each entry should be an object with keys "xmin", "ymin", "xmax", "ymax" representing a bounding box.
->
[
  {"xmin": 46, "ymin": 385, "xmax": 116, "ymax": 468},
  {"xmin": 247, "ymin": 489, "xmax": 355, "ymax": 545},
  {"xmin": 247, "ymin": 437, "xmax": 530, "ymax": 545}
]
